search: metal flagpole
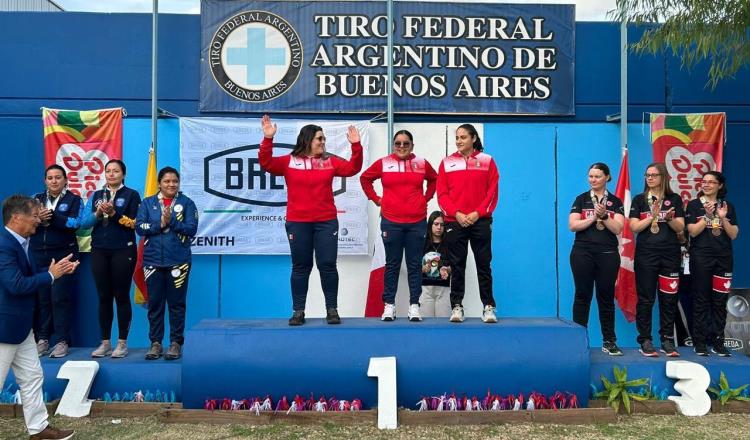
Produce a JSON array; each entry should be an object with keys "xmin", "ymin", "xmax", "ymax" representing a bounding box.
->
[
  {"xmin": 386, "ymin": 0, "xmax": 394, "ymax": 150},
  {"xmin": 620, "ymin": 4, "xmax": 627, "ymax": 153},
  {"xmin": 152, "ymin": 0, "xmax": 159, "ymax": 155}
]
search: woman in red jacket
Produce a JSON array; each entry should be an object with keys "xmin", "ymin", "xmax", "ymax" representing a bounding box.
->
[
  {"xmin": 360, "ymin": 130, "xmax": 437, "ymax": 322},
  {"xmin": 259, "ymin": 115, "xmax": 363, "ymax": 326},
  {"xmin": 437, "ymin": 124, "xmax": 499, "ymax": 323}
]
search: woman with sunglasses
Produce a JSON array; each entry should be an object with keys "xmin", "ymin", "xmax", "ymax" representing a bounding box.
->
[
  {"xmin": 686, "ymin": 171, "xmax": 739, "ymax": 356},
  {"xmin": 360, "ymin": 130, "xmax": 437, "ymax": 321},
  {"xmin": 568, "ymin": 163, "xmax": 625, "ymax": 356},
  {"xmin": 259, "ymin": 115, "xmax": 363, "ymax": 326},
  {"xmin": 629, "ymin": 162, "xmax": 685, "ymax": 357}
]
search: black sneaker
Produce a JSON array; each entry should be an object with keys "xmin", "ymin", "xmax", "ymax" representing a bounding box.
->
[
  {"xmin": 639, "ymin": 340, "xmax": 659, "ymax": 357},
  {"xmin": 712, "ymin": 341, "xmax": 732, "ymax": 357},
  {"xmin": 288, "ymin": 310, "xmax": 305, "ymax": 326},
  {"xmin": 660, "ymin": 339, "xmax": 680, "ymax": 357},
  {"xmin": 694, "ymin": 344, "xmax": 709, "ymax": 356},
  {"xmin": 326, "ymin": 308, "xmax": 341, "ymax": 325},
  {"xmin": 602, "ymin": 340, "xmax": 623, "ymax": 356}
]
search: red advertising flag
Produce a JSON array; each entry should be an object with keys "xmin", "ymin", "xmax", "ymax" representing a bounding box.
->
[
  {"xmin": 650, "ymin": 112, "xmax": 726, "ymax": 205},
  {"xmin": 614, "ymin": 150, "xmax": 636, "ymax": 322}
]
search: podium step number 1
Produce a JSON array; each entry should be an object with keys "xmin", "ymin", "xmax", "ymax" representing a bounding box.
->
[{"xmin": 368, "ymin": 356, "xmax": 397, "ymax": 429}]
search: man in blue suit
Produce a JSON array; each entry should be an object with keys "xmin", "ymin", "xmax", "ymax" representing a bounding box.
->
[{"xmin": 0, "ymin": 195, "xmax": 78, "ymax": 440}]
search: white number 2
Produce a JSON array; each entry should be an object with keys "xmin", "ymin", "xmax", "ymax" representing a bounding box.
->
[
  {"xmin": 367, "ymin": 356, "xmax": 397, "ymax": 429},
  {"xmin": 666, "ymin": 360, "xmax": 711, "ymax": 416},
  {"xmin": 55, "ymin": 361, "xmax": 99, "ymax": 417}
]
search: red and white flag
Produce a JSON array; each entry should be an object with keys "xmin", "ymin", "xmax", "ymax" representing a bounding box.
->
[
  {"xmin": 364, "ymin": 231, "xmax": 385, "ymax": 317},
  {"xmin": 615, "ymin": 149, "xmax": 637, "ymax": 322}
]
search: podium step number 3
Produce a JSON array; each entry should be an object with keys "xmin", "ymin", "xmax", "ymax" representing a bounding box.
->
[
  {"xmin": 666, "ymin": 360, "xmax": 711, "ymax": 417},
  {"xmin": 368, "ymin": 356, "xmax": 397, "ymax": 429},
  {"xmin": 56, "ymin": 361, "xmax": 99, "ymax": 417}
]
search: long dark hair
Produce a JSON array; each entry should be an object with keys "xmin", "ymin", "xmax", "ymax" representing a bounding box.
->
[
  {"xmin": 457, "ymin": 124, "xmax": 483, "ymax": 152},
  {"xmin": 698, "ymin": 170, "xmax": 727, "ymax": 199},
  {"xmin": 641, "ymin": 162, "xmax": 673, "ymax": 197},
  {"xmin": 425, "ymin": 210, "xmax": 445, "ymax": 247},
  {"xmin": 292, "ymin": 124, "xmax": 323, "ymax": 157}
]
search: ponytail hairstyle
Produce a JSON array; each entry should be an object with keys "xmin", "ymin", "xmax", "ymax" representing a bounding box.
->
[{"xmin": 457, "ymin": 123, "xmax": 483, "ymax": 152}]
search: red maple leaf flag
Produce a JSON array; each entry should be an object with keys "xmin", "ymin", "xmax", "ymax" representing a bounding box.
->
[{"xmin": 614, "ymin": 149, "xmax": 637, "ymax": 322}]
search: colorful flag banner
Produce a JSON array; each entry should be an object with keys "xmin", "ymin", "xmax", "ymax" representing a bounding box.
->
[
  {"xmin": 42, "ymin": 107, "xmax": 124, "ymax": 251},
  {"xmin": 650, "ymin": 112, "xmax": 725, "ymax": 205}
]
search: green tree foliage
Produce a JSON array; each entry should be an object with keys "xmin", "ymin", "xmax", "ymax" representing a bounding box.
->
[{"xmin": 613, "ymin": 0, "xmax": 750, "ymax": 88}]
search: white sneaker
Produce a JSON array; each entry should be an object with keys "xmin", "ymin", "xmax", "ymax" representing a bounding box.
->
[
  {"xmin": 381, "ymin": 303, "xmax": 396, "ymax": 321},
  {"xmin": 482, "ymin": 305, "xmax": 498, "ymax": 323},
  {"xmin": 408, "ymin": 304, "xmax": 422, "ymax": 322},
  {"xmin": 111, "ymin": 340, "xmax": 129, "ymax": 358},
  {"xmin": 449, "ymin": 305, "xmax": 464, "ymax": 323},
  {"xmin": 91, "ymin": 340, "xmax": 112, "ymax": 358}
]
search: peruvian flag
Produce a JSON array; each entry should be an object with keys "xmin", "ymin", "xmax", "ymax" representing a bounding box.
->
[
  {"xmin": 364, "ymin": 232, "xmax": 385, "ymax": 317},
  {"xmin": 614, "ymin": 149, "xmax": 637, "ymax": 322}
]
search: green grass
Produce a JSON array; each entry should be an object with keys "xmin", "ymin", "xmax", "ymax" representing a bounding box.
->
[{"xmin": 1, "ymin": 413, "xmax": 750, "ymax": 439}]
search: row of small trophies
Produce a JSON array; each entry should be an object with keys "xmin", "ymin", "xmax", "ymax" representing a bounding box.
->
[
  {"xmin": 204, "ymin": 395, "xmax": 363, "ymax": 413},
  {"xmin": 416, "ymin": 391, "xmax": 579, "ymax": 411}
]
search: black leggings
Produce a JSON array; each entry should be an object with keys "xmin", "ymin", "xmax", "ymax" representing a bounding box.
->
[{"xmin": 91, "ymin": 246, "xmax": 137, "ymax": 340}]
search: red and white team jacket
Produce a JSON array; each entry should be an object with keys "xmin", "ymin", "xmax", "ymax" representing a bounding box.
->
[
  {"xmin": 259, "ymin": 137, "xmax": 363, "ymax": 222},
  {"xmin": 437, "ymin": 150, "xmax": 499, "ymax": 222},
  {"xmin": 360, "ymin": 153, "xmax": 437, "ymax": 223}
]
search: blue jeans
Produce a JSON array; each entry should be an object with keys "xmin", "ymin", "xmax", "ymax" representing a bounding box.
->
[
  {"xmin": 381, "ymin": 217, "xmax": 426, "ymax": 305},
  {"xmin": 285, "ymin": 219, "xmax": 339, "ymax": 311}
]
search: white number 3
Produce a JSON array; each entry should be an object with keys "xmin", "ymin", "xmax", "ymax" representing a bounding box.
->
[{"xmin": 666, "ymin": 360, "xmax": 711, "ymax": 416}]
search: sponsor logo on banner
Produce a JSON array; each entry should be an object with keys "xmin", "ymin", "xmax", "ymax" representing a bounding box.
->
[
  {"xmin": 203, "ymin": 144, "xmax": 347, "ymax": 206},
  {"xmin": 209, "ymin": 10, "xmax": 303, "ymax": 103}
]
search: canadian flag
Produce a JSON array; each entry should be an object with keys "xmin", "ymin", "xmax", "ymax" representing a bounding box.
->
[
  {"xmin": 364, "ymin": 230, "xmax": 386, "ymax": 317},
  {"xmin": 615, "ymin": 149, "xmax": 637, "ymax": 322}
]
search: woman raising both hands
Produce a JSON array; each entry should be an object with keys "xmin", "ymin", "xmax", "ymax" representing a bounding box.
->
[{"xmin": 259, "ymin": 115, "xmax": 363, "ymax": 326}]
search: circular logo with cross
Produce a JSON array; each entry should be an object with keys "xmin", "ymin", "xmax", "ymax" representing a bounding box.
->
[{"xmin": 209, "ymin": 10, "xmax": 303, "ymax": 103}]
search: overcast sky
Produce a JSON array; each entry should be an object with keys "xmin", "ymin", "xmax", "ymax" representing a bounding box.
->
[{"xmin": 55, "ymin": 0, "xmax": 618, "ymax": 21}]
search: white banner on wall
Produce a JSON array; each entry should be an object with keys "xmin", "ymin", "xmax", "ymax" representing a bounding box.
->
[{"xmin": 180, "ymin": 117, "xmax": 370, "ymax": 254}]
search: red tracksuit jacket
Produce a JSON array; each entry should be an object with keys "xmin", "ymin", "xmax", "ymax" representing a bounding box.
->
[
  {"xmin": 437, "ymin": 150, "xmax": 499, "ymax": 222},
  {"xmin": 360, "ymin": 153, "xmax": 437, "ymax": 223},
  {"xmin": 259, "ymin": 137, "xmax": 363, "ymax": 222}
]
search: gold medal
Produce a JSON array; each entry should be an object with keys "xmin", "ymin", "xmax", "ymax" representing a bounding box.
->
[
  {"xmin": 650, "ymin": 222, "xmax": 660, "ymax": 234},
  {"xmin": 596, "ymin": 219, "xmax": 605, "ymax": 230},
  {"xmin": 711, "ymin": 217, "xmax": 722, "ymax": 236}
]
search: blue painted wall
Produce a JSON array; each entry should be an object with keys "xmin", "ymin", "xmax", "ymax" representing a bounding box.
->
[{"xmin": 0, "ymin": 13, "xmax": 748, "ymax": 348}]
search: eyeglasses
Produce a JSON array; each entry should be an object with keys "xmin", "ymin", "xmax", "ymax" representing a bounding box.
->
[
  {"xmin": 394, "ymin": 141, "xmax": 412, "ymax": 147},
  {"xmin": 701, "ymin": 180, "xmax": 719, "ymax": 185},
  {"xmin": 644, "ymin": 173, "xmax": 661, "ymax": 178}
]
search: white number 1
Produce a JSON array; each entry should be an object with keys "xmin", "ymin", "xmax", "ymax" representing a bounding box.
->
[{"xmin": 367, "ymin": 356, "xmax": 397, "ymax": 429}]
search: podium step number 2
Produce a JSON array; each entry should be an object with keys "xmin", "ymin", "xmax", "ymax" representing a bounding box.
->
[
  {"xmin": 56, "ymin": 361, "xmax": 99, "ymax": 417},
  {"xmin": 368, "ymin": 356, "xmax": 397, "ymax": 429}
]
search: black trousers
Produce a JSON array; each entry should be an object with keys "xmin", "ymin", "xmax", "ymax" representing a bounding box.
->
[
  {"xmin": 145, "ymin": 264, "xmax": 190, "ymax": 346},
  {"xmin": 444, "ymin": 217, "xmax": 494, "ymax": 308},
  {"xmin": 690, "ymin": 253, "xmax": 733, "ymax": 346},
  {"xmin": 33, "ymin": 247, "xmax": 78, "ymax": 345},
  {"xmin": 634, "ymin": 247, "xmax": 681, "ymax": 344},
  {"xmin": 570, "ymin": 247, "xmax": 620, "ymax": 342},
  {"xmin": 91, "ymin": 246, "xmax": 137, "ymax": 340}
]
